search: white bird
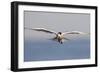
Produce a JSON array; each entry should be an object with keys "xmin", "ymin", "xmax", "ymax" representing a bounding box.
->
[{"xmin": 25, "ymin": 27, "xmax": 89, "ymax": 44}]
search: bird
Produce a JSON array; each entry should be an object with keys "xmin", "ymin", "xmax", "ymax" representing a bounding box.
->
[{"xmin": 25, "ymin": 27, "xmax": 89, "ymax": 44}]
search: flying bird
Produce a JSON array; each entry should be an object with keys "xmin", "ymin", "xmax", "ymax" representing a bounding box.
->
[{"xmin": 25, "ymin": 27, "xmax": 89, "ymax": 44}]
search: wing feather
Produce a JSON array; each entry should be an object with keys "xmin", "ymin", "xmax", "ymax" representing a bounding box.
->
[
  {"xmin": 62, "ymin": 31, "xmax": 89, "ymax": 35},
  {"xmin": 25, "ymin": 27, "xmax": 57, "ymax": 34}
]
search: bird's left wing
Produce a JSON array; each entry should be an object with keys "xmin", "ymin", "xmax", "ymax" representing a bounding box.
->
[
  {"xmin": 62, "ymin": 31, "xmax": 90, "ymax": 35},
  {"xmin": 25, "ymin": 27, "xmax": 57, "ymax": 35}
]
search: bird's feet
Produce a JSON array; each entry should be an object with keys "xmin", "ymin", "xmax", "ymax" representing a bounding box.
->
[{"xmin": 60, "ymin": 41, "xmax": 63, "ymax": 44}]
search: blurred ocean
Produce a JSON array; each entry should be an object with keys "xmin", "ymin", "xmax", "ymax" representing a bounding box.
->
[
  {"xmin": 24, "ymin": 11, "xmax": 90, "ymax": 62},
  {"xmin": 24, "ymin": 37, "xmax": 90, "ymax": 62}
]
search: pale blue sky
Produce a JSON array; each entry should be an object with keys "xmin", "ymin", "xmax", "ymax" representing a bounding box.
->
[{"xmin": 24, "ymin": 11, "xmax": 90, "ymax": 40}]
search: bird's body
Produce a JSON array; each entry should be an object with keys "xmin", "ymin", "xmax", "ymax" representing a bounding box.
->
[
  {"xmin": 25, "ymin": 27, "xmax": 89, "ymax": 44},
  {"xmin": 54, "ymin": 32, "xmax": 65, "ymax": 44}
]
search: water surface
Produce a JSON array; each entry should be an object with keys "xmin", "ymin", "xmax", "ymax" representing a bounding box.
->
[{"xmin": 24, "ymin": 38, "xmax": 90, "ymax": 62}]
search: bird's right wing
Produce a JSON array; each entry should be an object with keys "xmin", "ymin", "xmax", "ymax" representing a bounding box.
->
[
  {"xmin": 62, "ymin": 31, "xmax": 90, "ymax": 35},
  {"xmin": 25, "ymin": 27, "xmax": 57, "ymax": 35}
]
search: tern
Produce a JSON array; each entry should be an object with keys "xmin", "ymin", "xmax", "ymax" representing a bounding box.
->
[{"xmin": 25, "ymin": 27, "xmax": 89, "ymax": 44}]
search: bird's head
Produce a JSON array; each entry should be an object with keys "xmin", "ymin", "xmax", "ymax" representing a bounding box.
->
[{"xmin": 58, "ymin": 32, "xmax": 62, "ymax": 35}]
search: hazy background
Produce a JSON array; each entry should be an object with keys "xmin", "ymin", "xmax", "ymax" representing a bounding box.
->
[{"xmin": 24, "ymin": 11, "xmax": 90, "ymax": 62}]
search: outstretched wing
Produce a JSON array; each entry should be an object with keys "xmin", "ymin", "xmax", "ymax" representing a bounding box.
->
[
  {"xmin": 62, "ymin": 31, "xmax": 90, "ymax": 35},
  {"xmin": 25, "ymin": 27, "xmax": 57, "ymax": 34}
]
